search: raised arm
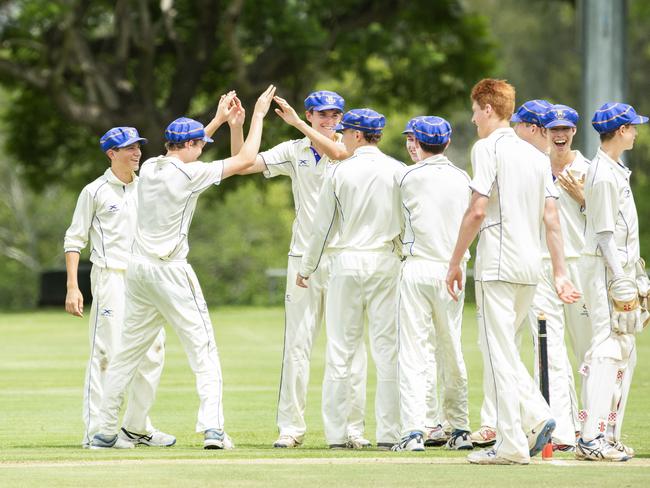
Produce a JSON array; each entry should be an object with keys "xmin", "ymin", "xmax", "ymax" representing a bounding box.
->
[
  {"xmin": 221, "ymin": 85, "xmax": 276, "ymax": 180},
  {"xmin": 273, "ymin": 96, "xmax": 351, "ymax": 161},
  {"xmin": 204, "ymin": 91, "xmax": 237, "ymax": 138},
  {"xmin": 228, "ymin": 96, "xmax": 245, "ymax": 157}
]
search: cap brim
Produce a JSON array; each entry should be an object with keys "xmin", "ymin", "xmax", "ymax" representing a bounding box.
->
[
  {"xmin": 510, "ymin": 114, "xmax": 523, "ymax": 123},
  {"xmin": 202, "ymin": 135, "xmax": 214, "ymax": 143},
  {"xmin": 402, "ymin": 129, "xmax": 414, "ymax": 134},
  {"xmin": 544, "ymin": 120, "xmax": 576, "ymax": 129},
  {"xmin": 632, "ymin": 115, "xmax": 649, "ymax": 125},
  {"xmin": 311, "ymin": 104, "xmax": 344, "ymax": 112},
  {"xmin": 334, "ymin": 123, "xmax": 344, "ymax": 131},
  {"xmin": 116, "ymin": 136, "xmax": 148, "ymax": 148}
]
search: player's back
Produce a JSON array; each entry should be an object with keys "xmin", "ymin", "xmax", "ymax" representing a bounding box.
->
[{"xmin": 329, "ymin": 146, "xmax": 404, "ymax": 253}]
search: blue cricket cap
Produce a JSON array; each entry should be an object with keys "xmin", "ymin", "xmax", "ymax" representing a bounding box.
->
[
  {"xmin": 402, "ymin": 116, "xmax": 425, "ymax": 135},
  {"xmin": 591, "ymin": 103, "xmax": 649, "ymax": 134},
  {"xmin": 511, "ymin": 99, "xmax": 552, "ymax": 125},
  {"xmin": 542, "ymin": 104, "xmax": 579, "ymax": 129},
  {"xmin": 335, "ymin": 108, "xmax": 385, "ymax": 134},
  {"xmin": 304, "ymin": 91, "xmax": 345, "ymax": 112},
  {"xmin": 165, "ymin": 117, "xmax": 214, "ymax": 144},
  {"xmin": 412, "ymin": 116, "xmax": 452, "ymax": 145},
  {"xmin": 100, "ymin": 127, "xmax": 147, "ymax": 152}
]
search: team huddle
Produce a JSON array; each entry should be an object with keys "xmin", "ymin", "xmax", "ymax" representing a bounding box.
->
[{"xmin": 64, "ymin": 78, "xmax": 648, "ymax": 464}]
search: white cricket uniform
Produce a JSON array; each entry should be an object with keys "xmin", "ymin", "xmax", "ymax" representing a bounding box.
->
[
  {"xmin": 579, "ymin": 148, "xmax": 639, "ymax": 442},
  {"xmin": 98, "ymin": 156, "xmax": 227, "ymax": 435},
  {"xmin": 261, "ymin": 137, "xmax": 367, "ymax": 440},
  {"xmin": 396, "ymin": 154, "xmax": 471, "ymax": 436},
  {"xmin": 64, "ymin": 168, "xmax": 166, "ymax": 446},
  {"xmin": 525, "ymin": 151, "xmax": 591, "ymax": 445},
  {"xmin": 300, "ymin": 145, "xmax": 404, "ymax": 445},
  {"xmin": 471, "ymin": 127, "xmax": 556, "ymax": 463}
]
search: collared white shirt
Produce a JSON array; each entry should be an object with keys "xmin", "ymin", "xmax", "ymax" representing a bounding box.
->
[
  {"xmin": 582, "ymin": 148, "xmax": 639, "ymax": 267},
  {"xmin": 261, "ymin": 136, "xmax": 341, "ymax": 257},
  {"xmin": 541, "ymin": 151, "xmax": 590, "ymax": 259},
  {"xmin": 397, "ymin": 154, "xmax": 471, "ymax": 265},
  {"xmin": 132, "ymin": 155, "xmax": 224, "ymax": 261},
  {"xmin": 470, "ymin": 127, "xmax": 558, "ymax": 285},
  {"xmin": 64, "ymin": 167, "xmax": 138, "ymax": 270},
  {"xmin": 300, "ymin": 145, "xmax": 405, "ymax": 277}
]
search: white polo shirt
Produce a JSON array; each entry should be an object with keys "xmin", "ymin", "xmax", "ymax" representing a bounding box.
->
[
  {"xmin": 470, "ymin": 127, "xmax": 558, "ymax": 285},
  {"xmin": 132, "ymin": 155, "xmax": 224, "ymax": 261},
  {"xmin": 397, "ymin": 154, "xmax": 471, "ymax": 268},
  {"xmin": 261, "ymin": 136, "xmax": 341, "ymax": 257},
  {"xmin": 300, "ymin": 145, "xmax": 405, "ymax": 277},
  {"xmin": 582, "ymin": 148, "xmax": 640, "ymax": 268},
  {"xmin": 64, "ymin": 168, "xmax": 138, "ymax": 270},
  {"xmin": 541, "ymin": 151, "xmax": 591, "ymax": 259}
]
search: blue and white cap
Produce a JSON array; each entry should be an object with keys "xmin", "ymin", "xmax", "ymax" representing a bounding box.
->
[
  {"xmin": 100, "ymin": 127, "xmax": 147, "ymax": 152},
  {"xmin": 542, "ymin": 104, "xmax": 579, "ymax": 129},
  {"xmin": 402, "ymin": 116, "xmax": 425, "ymax": 135},
  {"xmin": 591, "ymin": 103, "xmax": 649, "ymax": 134},
  {"xmin": 412, "ymin": 116, "xmax": 452, "ymax": 145},
  {"xmin": 511, "ymin": 99, "xmax": 552, "ymax": 125},
  {"xmin": 165, "ymin": 117, "xmax": 214, "ymax": 144},
  {"xmin": 304, "ymin": 90, "xmax": 345, "ymax": 112},
  {"xmin": 335, "ymin": 108, "xmax": 385, "ymax": 134}
]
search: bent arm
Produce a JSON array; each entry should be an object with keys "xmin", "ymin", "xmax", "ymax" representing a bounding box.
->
[{"xmin": 293, "ymin": 120, "xmax": 351, "ymax": 160}]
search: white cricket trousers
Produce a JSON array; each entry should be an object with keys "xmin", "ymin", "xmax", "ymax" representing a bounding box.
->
[
  {"xmin": 527, "ymin": 258, "xmax": 590, "ymax": 445},
  {"xmin": 476, "ymin": 280, "xmax": 551, "ymax": 463},
  {"xmin": 277, "ymin": 255, "xmax": 367, "ymax": 439},
  {"xmin": 578, "ymin": 256, "xmax": 636, "ymax": 443},
  {"xmin": 322, "ymin": 251, "xmax": 401, "ymax": 445},
  {"xmin": 397, "ymin": 258, "xmax": 470, "ymax": 435},
  {"xmin": 99, "ymin": 257, "xmax": 225, "ymax": 435},
  {"xmin": 83, "ymin": 266, "xmax": 165, "ymax": 446}
]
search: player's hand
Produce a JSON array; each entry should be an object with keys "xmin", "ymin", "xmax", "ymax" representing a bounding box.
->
[
  {"xmin": 65, "ymin": 287, "xmax": 84, "ymax": 317},
  {"xmin": 215, "ymin": 90, "xmax": 237, "ymax": 124},
  {"xmin": 296, "ymin": 273, "xmax": 309, "ymax": 288},
  {"xmin": 608, "ymin": 276, "xmax": 642, "ymax": 334},
  {"xmin": 273, "ymin": 96, "xmax": 302, "ymax": 127},
  {"xmin": 557, "ymin": 171, "xmax": 585, "ymax": 208},
  {"xmin": 227, "ymin": 96, "xmax": 245, "ymax": 127},
  {"xmin": 554, "ymin": 274, "xmax": 581, "ymax": 304},
  {"xmin": 253, "ymin": 85, "xmax": 277, "ymax": 117},
  {"xmin": 445, "ymin": 264, "xmax": 463, "ymax": 302}
]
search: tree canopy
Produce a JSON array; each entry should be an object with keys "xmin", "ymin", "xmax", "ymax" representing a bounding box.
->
[{"xmin": 0, "ymin": 0, "xmax": 494, "ymax": 189}]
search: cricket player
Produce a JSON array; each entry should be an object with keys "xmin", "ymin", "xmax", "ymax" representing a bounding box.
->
[
  {"xmin": 469, "ymin": 98, "xmax": 553, "ymax": 448},
  {"xmin": 576, "ymin": 102, "xmax": 649, "ymax": 462},
  {"xmin": 65, "ymin": 127, "xmax": 173, "ymax": 449},
  {"xmin": 232, "ymin": 91, "xmax": 370, "ymax": 449},
  {"xmin": 402, "ymin": 116, "xmax": 451, "ymax": 447},
  {"xmin": 394, "ymin": 116, "xmax": 472, "ymax": 452},
  {"xmin": 298, "ymin": 108, "xmax": 404, "ymax": 449},
  {"xmin": 528, "ymin": 104, "xmax": 591, "ymax": 450},
  {"xmin": 447, "ymin": 79, "xmax": 580, "ymax": 465},
  {"xmin": 91, "ymin": 86, "xmax": 276, "ymax": 450}
]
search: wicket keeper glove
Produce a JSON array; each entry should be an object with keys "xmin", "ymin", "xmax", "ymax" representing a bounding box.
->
[
  {"xmin": 635, "ymin": 258, "xmax": 650, "ymax": 331},
  {"xmin": 608, "ymin": 276, "xmax": 641, "ymax": 334}
]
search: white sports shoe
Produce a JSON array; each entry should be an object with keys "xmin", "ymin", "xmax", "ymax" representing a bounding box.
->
[
  {"xmin": 467, "ymin": 448, "xmax": 524, "ymax": 465},
  {"xmin": 391, "ymin": 432, "xmax": 425, "ymax": 452},
  {"xmin": 424, "ymin": 425, "xmax": 448, "ymax": 447},
  {"xmin": 273, "ymin": 434, "xmax": 302, "ymax": 448},
  {"xmin": 609, "ymin": 439, "xmax": 635, "ymax": 458},
  {"xmin": 575, "ymin": 435, "xmax": 630, "ymax": 462},
  {"xmin": 527, "ymin": 418, "xmax": 556, "ymax": 457},
  {"xmin": 470, "ymin": 425, "xmax": 496, "ymax": 447},
  {"xmin": 90, "ymin": 433, "xmax": 135, "ymax": 450},
  {"xmin": 119, "ymin": 428, "xmax": 176, "ymax": 447},
  {"xmin": 204, "ymin": 429, "xmax": 235, "ymax": 450},
  {"xmin": 346, "ymin": 434, "xmax": 372, "ymax": 449},
  {"xmin": 445, "ymin": 430, "xmax": 473, "ymax": 450}
]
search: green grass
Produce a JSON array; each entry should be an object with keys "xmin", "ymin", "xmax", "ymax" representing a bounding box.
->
[{"xmin": 0, "ymin": 306, "xmax": 649, "ymax": 487}]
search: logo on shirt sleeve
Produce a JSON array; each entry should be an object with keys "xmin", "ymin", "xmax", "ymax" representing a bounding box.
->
[
  {"xmin": 107, "ymin": 203, "xmax": 119, "ymax": 212},
  {"xmin": 298, "ymin": 159, "xmax": 309, "ymax": 167}
]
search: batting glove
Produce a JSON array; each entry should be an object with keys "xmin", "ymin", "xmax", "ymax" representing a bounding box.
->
[{"xmin": 635, "ymin": 258, "xmax": 650, "ymax": 331}]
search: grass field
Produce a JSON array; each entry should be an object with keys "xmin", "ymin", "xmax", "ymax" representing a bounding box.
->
[{"xmin": 1, "ymin": 306, "xmax": 649, "ymax": 487}]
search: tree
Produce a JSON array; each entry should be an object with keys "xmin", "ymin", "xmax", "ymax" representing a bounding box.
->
[{"xmin": 0, "ymin": 0, "xmax": 494, "ymax": 190}]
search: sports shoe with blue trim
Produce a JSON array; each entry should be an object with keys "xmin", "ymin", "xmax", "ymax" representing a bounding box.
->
[
  {"xmin": 119, "ymin": 427, "xmax": 176, "ymax": 447},
  {"xmin": 90, "ymin": 433, "xmax": 134, "ymax": 449},
  {"xmin": 391, "ymin": 432, "xmax": 425, "ymax": 452},
  {"xmin": 204, "ymin": 429, "xmax": 235, "ymax": 450},
  {"xmin": 527, "ymin": 418, "xmax": 556, "ymax": 457}
]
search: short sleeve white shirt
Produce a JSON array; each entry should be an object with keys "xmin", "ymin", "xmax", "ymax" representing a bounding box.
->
[
  {"xmin": 397, "ymin": 154, "xmax": 471, "ymax": 265},
  {"xmin": 582, "ymin": 148, "xmax": 640, "ymax": 268},
  {"xmin": 64, "ymin": 168, "xmax": 138, "ymax": 270},
  {"xmin": 470, "ymin": 127, "xmax": 558, "ymax": 284},
  {"xmin": 260, "ymin": 136, "xmax": 340, "ymax": 256},
  {"xmin": 132, "ymin": 155, "xmax": 224, "ymax": 261}
]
